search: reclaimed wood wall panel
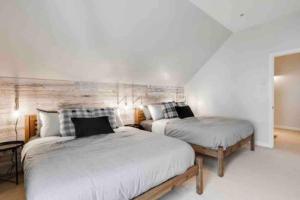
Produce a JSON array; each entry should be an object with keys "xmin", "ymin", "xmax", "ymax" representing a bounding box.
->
[{"xmin": 0, "ymin": 77, "xmax": 184, "ymax": 142}]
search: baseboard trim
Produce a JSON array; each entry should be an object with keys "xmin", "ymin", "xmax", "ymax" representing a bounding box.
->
[
  {"xmin": 274, "ymin": 125, "xmax": 300, "ymax": 132},
  {"xmin": 255, "ymin": 141, "xmax": 273, "ymax": 148}
]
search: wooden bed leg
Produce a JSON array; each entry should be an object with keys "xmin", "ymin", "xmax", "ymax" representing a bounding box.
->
[
  {"xmin": 250, "ymin": 133, "xmax": 255, "ymax": 151},
  {"xmin": 196, "ymin": 156, "xmax": 203, "ymax": 195},
  {"xmin": 217, "ymin": 147, "xmax": 224, "ymax": 177}
]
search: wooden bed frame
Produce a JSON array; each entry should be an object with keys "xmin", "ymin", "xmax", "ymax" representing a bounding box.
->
[
  {"xmin": 24, "ymin": 115, "xmax": 204, "ymax": 199},
  {"xmin": 135, "ymin": 108, "xmax": 255, "ymax": 177}
]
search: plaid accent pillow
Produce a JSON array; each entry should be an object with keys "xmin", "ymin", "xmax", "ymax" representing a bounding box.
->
[
  {"xmin": 162, "ymin": 102, "xmax": 178, "ymax": 119},
  {"xmin": 59, "ymin": 108, "xmax": 118, "ymax": 136},
  {"xmin": 93, "ymin": 108, "xmax": 117, "ymax": 129},
  {"xmin": 59, "ymin": 108, "xmax": 94, "ymax": 137}
]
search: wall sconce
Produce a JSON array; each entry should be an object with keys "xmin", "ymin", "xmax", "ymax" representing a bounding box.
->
[
  {"xmin": 117, "ymin": 96, "xmax": 128, "ymax": 109},
  {"xmin": 116, "ymin": 83, "xmax": 130, "ymax": 109},
  {"xmin": 133, "ymin": 96, "xmax": 143, "ymax": 109}
]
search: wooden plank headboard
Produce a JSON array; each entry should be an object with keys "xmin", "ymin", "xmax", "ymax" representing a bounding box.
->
[
  {"xmin": 134, "ymin": 108, "xmax": 146, "ymax": 125},
  {"xmin": 25, "ymin": 115, "xmax": 38, "ymax": 143}
]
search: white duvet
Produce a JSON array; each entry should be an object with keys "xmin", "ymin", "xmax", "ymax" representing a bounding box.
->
[{"xmin": 22, "ymin": 127, "xmax": 194, "ymax": 200}]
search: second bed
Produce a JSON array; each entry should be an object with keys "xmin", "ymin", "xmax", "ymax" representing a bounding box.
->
[{"xmin": 138, "ymin": 110, "xmax": 255, "ymax": 177}]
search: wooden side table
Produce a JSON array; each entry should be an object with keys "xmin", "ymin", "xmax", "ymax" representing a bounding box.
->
[
  {"xmin": 124, "ymin": 124, "xmax": 144, "ymax": 130},
  {"xmin": 0, "ymin": 141, "xmax": 24, "ymax": 185}
]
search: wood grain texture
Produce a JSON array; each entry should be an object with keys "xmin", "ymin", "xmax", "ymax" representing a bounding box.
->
[
  {"xmin": 217, "ymin": 147, "xmax": 225, "ymax": 177},
  {"xmin": 251, "ymin": 133, "xmax": 255, "ymax": 151},
  {"xmin": 196, "ymin": 156, "xmax": 204, "ymax": 194},
  {"xmin": 134, "ymin": 108, "xmax": 146, "ymax": 125},
  {"xmin": 24, "ymin": 115, "xmax": 37, "ymax": 143},
  {"xmin": 0, "ymin": 77, "xmax": 184, "ymax": 142}
]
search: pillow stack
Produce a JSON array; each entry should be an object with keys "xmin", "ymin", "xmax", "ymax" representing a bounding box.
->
[
  {"xmin": 146, "ymin": 101, "xmax": 194, "ymax": 120},
  {"xmin": 37, "ymin": 107, "xmax": 119, "ymax": 138},
  {"xmin": 59, "ymin": 108, "xmax": 117, "ymax": 137}
]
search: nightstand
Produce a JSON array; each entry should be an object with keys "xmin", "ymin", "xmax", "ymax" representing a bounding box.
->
[
  {"xmin": 124, "ymin": 124, "xmax": 144, "ymax": 130},
  {"xmin": 0, "ymin": 141, "xmax": 24, "ymax": 185}
]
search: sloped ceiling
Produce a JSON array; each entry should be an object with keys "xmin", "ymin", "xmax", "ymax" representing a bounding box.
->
[
  {"xmin": 190, "ymin": 0, "xmax": 300, "ymax": 32},
  {"xmin": 0, "ymin": 0, "xmax": 231, "ymax": 86}
]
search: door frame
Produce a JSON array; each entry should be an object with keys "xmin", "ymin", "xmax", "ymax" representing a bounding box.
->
[{"xmin": 268, "ymin": 48, "xmax": 300, "ymax": 148}]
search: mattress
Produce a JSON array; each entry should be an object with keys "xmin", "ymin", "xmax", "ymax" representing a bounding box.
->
[
  {"xmin": 22, "ymin": 127, "xmax": 194, "ymax": 200},
  {"xmin": 152, "ymin": 117, "xmax": 254, "ymax": 149},
  {"xmin": 140, "ymin": 120, "xmax": 153, "ymax": 132}
]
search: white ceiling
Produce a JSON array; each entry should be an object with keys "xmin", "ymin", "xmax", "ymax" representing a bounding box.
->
[
  {"xmin": 190, "ymin": 0, "xmax": 300, "ymax": 32},
  {"xmin": 0, "ymin": 0, "xmax": 231, "ymax": 86}
]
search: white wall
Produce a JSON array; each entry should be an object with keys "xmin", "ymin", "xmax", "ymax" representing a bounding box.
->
[
  {"xmin": 0, "ymin": 0, "xmax": 230, "ymax": 86},
  {"xmin": 274, "ymin": 53, "xmax": 300, "ymax": 131},
  {"xmin": 185, "ymin": 11, "xmax": 300, "ymax": 148}
]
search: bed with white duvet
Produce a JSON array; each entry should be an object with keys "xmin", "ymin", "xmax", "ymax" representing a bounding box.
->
[
  {"xmin": 22, "ymin": 127, "xmax": 195, "ymax": 200},
  {"xmin": 151, "ymin": 117, "xmax": 254, "ymax": 149},
  {"xmin": 141, "ymin": 103, "xmax": 254, "ymax": 177}
]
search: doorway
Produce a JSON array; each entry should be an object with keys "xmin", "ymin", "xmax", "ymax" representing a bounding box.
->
[{"xmin": 272, "ymin": 51, "xmax": 300, "ymax": 148}]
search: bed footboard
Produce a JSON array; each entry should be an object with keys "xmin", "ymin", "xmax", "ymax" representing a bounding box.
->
[
  {"xmin": 192, "ymin": 133, "xmax": 254, "ymax": 177},
  {"xmin": 134, "ymin": 156, "xmax": 203, "ymax": 200}
]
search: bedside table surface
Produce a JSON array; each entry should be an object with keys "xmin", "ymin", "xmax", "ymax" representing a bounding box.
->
[
  {"xmin": 0, "ymin": 141, "xmax": 24, "ymax": 152},
  {"xmin": 124, "ymin": 124, "xmax": 144, "ymax": 130},
  {"xmin": 0, "ymin": 141, "xmax": 24, "ymax": 185}
]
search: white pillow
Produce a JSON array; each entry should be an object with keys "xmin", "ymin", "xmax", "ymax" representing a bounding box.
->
[
  {"xmin": 148, "ymin": 104, "xmax": 164, "ymax": 121},
  {"xmin": 143, "ymin": 106, "xmax": 152, "ymax": 120},
  {"xmin": 38, "ymin": 110, "xmax": 61, "ymax": 137}
]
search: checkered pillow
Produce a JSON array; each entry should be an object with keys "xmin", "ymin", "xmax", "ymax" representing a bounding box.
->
[
  {"xmin": 59, "ymin": 108, "xmax": 94, "ymax": 136},
  {"xmin": 59, "ymin": 108, "xmax": 118, "ymax": 137},
  {"xmin": 93, "ymin": 108, "xmax": 117, "ymax": 129},
  {"xmin": 162, "ymin": 102, "xmax": 178, "ymax": 119}
]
